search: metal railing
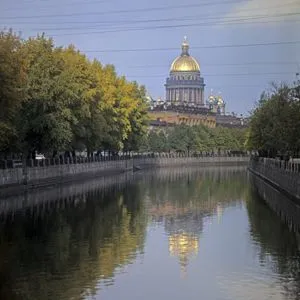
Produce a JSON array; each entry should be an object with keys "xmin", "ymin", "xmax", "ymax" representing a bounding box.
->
[
  {"xmin": 250, "ymin": 156, "xmax": 300, "ymax": 173},
  {"xmin": 0, "ymin": 153, "xmax": 250, "ymax": 170}
]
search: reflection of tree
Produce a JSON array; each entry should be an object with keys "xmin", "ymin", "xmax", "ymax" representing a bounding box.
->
[
  {"xmin": 0, "ymin": 183, "xmax": 147, "ymax": 300},
  {"xmin": 246, "ymin": 184, "xmax": 300, "ymax": 300}
]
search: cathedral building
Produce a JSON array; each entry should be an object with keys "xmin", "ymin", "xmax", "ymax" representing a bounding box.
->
[
  {"xmin": 165, "ymin": 37, "xmax": 205, "ymax": 106},
  {"xmin": 148, "ymin": 37, "xmax": 248, "ymax": 129}
]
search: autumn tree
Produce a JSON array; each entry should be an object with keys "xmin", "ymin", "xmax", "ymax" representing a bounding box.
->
[
  {"xmin": 19, "ymin": 35, "xmax": 76, "ymax": 157},
  {"xmin": 0, "ymin": 30, "xmax": 149, "ymax": 157}
]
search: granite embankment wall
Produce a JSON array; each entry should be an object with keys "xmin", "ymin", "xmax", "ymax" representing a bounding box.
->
[
  {"xmin": 0, "ymin": 155, "xmax": 249, "ymax": 190},
  {"xmin": 249, "ymin": 173, "xmax": 300, "ymax": 232},
  {"xmin": 249, "ymin": 157, "xmax": 300, "ymax": 202}
]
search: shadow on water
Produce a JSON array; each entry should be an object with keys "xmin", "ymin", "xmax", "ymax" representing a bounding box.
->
[{"xmin": 247, "ymin": 173, "xmax": 300, "ymax": 299}]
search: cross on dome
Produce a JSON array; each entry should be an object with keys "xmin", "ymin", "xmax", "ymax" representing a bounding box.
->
[{"xmin": 181, "ymin": 36, "xmax": 190, "ymax": 56}]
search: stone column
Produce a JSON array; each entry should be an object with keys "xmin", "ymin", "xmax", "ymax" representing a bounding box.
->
[
  {"xmin": 200, "ymin": 89, "xmax": 203, "ymax": 105},
  {"xmin": 184, "ymin": 89, "xmax": 188, "ymax": 103},
  {"xmin": 194, "ymin": 89, "xmax": 196, "ymax": 104}
]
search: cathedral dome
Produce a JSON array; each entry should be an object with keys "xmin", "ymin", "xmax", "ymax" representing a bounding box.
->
[{"xmin": 170, "ymin": 38, "xmax": 200, "ymax": 72}]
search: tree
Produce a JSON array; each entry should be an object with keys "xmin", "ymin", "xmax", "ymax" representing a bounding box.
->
[
  {"xmin": 122, "ymin": 84, "xmax": 149, "ymax": 152},
  {"xmin": 0, "ymin": 30, "xmax": 24, "ymax": 154},
  {"xmin": 144, "ymin": 124, "xmax": 247, "ymax": 154},
  {"xmin": 0, "ymin": 30, "xmax": 149, "ymax": 157},
  {"xmin": 148, "ymin": 131, "xmax": 168, "ymax": 152},
  {"xmin": 247, "ymin": 82, "xmax": 300, "ymax": 157},
  {"xmin": 19, "ymin": 35, "xmax": 75, "ymax": 156}
]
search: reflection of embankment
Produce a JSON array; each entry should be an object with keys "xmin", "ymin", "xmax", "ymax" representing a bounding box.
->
[
  {"xmin": 0, "ymin": 183, "xmax": 147, "ymax": 300},
  {"xmin": 0, "ymin": 172, "xmax": 133, "ymax": 217},
  {"xmin": 247, "ymin": 175, "xmax": 300, "ymax": 299},
  {"xmin": 249, "ymin": 173, "xmax": 300, "ymax": 232}
]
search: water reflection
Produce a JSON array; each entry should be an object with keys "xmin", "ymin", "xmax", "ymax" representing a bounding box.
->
[
  {"xmin": 141, "ymin": 167, "xmax": 247, "ymax": 276},
  {"xmin": 1, "ymin": 167, "xmax": 300, "ymax": 299},
  {"xmin": 0, "ymin": 175, "xmax": 147, "ymax": 300},
  {"xmin": 248, "ymin": 174, "xmax": 300, "ymax": 300}
]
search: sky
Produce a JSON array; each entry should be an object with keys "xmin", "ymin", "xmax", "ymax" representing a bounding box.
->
[{"xmin": 1, "ymin": 0, "xmax": 299, "ymax": 115}]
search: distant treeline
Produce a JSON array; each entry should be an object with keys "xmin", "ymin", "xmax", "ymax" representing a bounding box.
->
[
  {"xmin": 140, "ymin": 125, "xmax": 247, "ymax": 153},
  {"xmin": 0, "ymin": 30, "xmax": 148, "ymax": 158}
]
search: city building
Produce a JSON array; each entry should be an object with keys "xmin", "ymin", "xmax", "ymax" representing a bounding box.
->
[{"xmin": 147, "ymin": 37, "xmax": 248, "ymax": 129}]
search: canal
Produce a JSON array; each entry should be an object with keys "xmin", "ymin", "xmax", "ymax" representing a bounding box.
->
[{"xmin": 1, "ymin": 166, "xmax": 300, "ymax": 300}]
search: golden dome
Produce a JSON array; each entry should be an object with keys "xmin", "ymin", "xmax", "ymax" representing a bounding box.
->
[
  {"xmin": 208, "ymin": 95, "xmax": 215, "ymax": 103},
  {"xmin": 217, "ymin": 96, "xmax": 224, "ymax": 105},
  {"xmin": 170, "ymin": 37, "xmax": 200, "ymax": 72}
]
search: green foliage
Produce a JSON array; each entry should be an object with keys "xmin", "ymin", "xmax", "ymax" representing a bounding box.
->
[
  {"xmin": 0, "ymin": 30, "xmax": 148, "ymax": 156},
  {"xmin": 0, "ymin": 30, "xmax": 24, "ymax": 153},
  {"xmin": 148, "ymin": 131, "xmax": 169, "ymax": 152},
  {"xmin": 19, "ymin": 36, "xmax": 75, "ymax": 154},
  {"xmin": 141, "ymin": 124, "xmax": 246, "ymax": 153},
  {"xmin": 247, "ymin": 82, "xmax": 300, "ymax": 156}
]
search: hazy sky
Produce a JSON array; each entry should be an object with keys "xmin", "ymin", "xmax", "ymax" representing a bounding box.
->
[{"xmin": 1, "ymin": 0, "xmax": 299, "ymax": 114}]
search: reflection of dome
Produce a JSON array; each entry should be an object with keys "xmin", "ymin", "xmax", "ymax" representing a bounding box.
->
[
  {"xmin": 170, "ymin": 38, "xmax": 200, "ymax": 72},
  {"xmin": 169, "ymin": 233, "xmax": 199, "ymax": 276}
]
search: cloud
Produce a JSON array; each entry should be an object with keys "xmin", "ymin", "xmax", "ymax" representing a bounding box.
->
[{"xmin": 224, "ymin": 0, "xmax": 300, "ymax": 25}]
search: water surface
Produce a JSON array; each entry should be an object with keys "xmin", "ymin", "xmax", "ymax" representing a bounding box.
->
[{"xmin": 1, "ymin": 167, "xmax": 300, "ymax": 300}]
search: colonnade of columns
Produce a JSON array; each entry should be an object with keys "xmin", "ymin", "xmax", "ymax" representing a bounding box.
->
[{"xmin": 166, "ymin": 88, "xmax": 204, "ymax": 106}]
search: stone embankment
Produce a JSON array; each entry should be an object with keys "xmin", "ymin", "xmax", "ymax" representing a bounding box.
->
[
  {"xmin": 0, "ymin": 155, "xmax": 249, "ymax": 191},
  {"xmin": 249, "ymin": 157, "xmax": 300, "ymax": 202}
]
